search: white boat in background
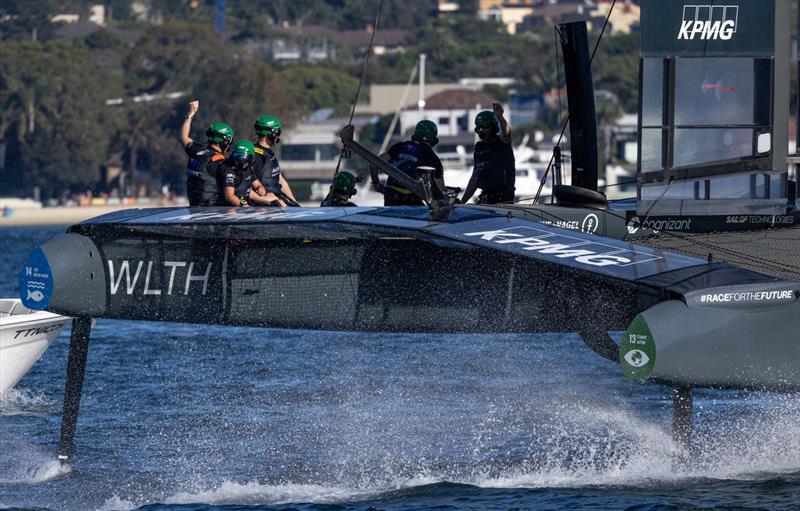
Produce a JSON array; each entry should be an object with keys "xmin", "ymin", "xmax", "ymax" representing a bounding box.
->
[{"xmin": 0, "ymin": 299, "xmax": 69, "ymax": 393}]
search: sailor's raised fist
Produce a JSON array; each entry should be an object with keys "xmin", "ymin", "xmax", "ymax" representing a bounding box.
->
[{"xmin": 187, "ymin": 100, "xmax": 199, "ymax": 117}]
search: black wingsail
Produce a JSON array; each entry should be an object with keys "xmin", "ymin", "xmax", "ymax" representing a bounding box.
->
[{"xmin": 637, "ymin": 0, "xmax": 790, "ymax": 216}]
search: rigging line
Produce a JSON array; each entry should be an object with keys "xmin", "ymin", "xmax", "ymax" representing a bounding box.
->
[
  {"xmin": 573, "ymin": 202, "xmax": 800, "ymax": 275},
  {"xmin": 530, "ymin": 0, "xmax": 618, "ymax": 205},
  {"xmin": 379, "ymin": 62, "xmax": 419, "ymax": 155},
  {"xmin": 512, "ymin": 180, "xmax": 638, "ymax": 205},
  {"xmin": 468, "ymin": 202, "xmax": 796, "ymax": 275},
  {"xmin": 332, "ymin": 0, "xmax": 386, "ymax": 179},
  {"xmin": 621, "ymin": 176, "xmax": 673, "ymax": 241}
]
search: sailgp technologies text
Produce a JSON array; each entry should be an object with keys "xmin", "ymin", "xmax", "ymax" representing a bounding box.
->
[
  {"xmin": 108, "ymin": 260, "xmax": 212, "ymax": 296},
  {"xmin": 13, "ymin": 322, "xmax": 68, "ymax": 340},
  {"xmin": 463, "ymin": 226, "xmax": 662, "ymax": 267},
  {"xmin": 699, "ymin": 290, "xmax": 796, "ymax": 304},
  {"xmin": 725, "ymin": 215, "xmax": 796, "ymax": 225},
  {"xmin": 678, "ymin": 5, "xmax": 738, "ymax": 41}
]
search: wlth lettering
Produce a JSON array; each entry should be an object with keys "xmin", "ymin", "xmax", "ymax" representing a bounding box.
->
[
  {"xmin": 108, "ymin": 260, "xmax": 144, "ymax": 295},
  {"xmin": 185, "ymin": 262, "xmax": 212, "ymax": 296},
  {"xmin": 108, "ymin": 260, "xmax": 212, "ymax": 296}
]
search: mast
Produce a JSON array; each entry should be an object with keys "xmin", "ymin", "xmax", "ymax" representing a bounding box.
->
[{"xmin": 558, "ymin": 21, "xmax": 599, "ymax": 192}]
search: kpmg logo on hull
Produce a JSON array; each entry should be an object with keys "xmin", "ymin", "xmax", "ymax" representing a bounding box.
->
[
  {"xmin": 678, "ymin": 5, "xmax": 738, "ymax": 40},
  {"xmin": 463, "ymin": 227, "xmax": 662, "ymax": 268}
]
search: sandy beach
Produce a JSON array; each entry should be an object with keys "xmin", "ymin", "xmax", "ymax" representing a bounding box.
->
[{"xmin": 0, "ymin": 204, "xmax": 173, "ymax": 227}]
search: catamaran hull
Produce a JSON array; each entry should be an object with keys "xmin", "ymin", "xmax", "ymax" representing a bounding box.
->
[
  {"xmin": 620, "ymin": 294, "xmax": 800, "ymax": 391},
  {"xmin": 19, "ymin": 206, "xmax": 800, "ymax": 390}
]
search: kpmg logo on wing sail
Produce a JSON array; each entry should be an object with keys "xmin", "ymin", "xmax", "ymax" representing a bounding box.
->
[{"xmin": 678, "ymin": 5, "xmax": 738, "ymax": 40}]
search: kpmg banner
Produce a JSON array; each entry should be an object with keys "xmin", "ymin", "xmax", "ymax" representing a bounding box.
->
[{"xmin": 641, "ymin": 0, "xmax": 776, "ymax": 56}]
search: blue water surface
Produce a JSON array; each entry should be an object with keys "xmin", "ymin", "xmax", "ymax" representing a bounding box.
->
[{"xmin": 2, "ymin": 226, "xmax": 800, "ymax": 510}]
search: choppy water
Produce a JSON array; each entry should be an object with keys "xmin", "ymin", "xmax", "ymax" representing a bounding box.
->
[{"xmin": 2, "ymin": 226, "xmax": 800, "ymax": 510}]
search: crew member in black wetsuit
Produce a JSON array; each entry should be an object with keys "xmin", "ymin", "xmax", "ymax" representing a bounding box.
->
[
  {"xmin": 321, "ymin": 171, "xmax": 358, "ymax": 207},
  {"xmin": 219, "ymin": 140, "xmax": 283, "ymax": 207},
  {"xmin": 369, "ymin": 120, "xmax": 445, "ymax": 206},
  {"xmin": 179, "ymin": 100, "xmax": 234, "ymax": 206},
  {"xmin": 252, "ymin": 115, "xmax": 298, "ymax": 207},
  {"xmin": 461, "ymin": 102, "xmax": 516, "ymax": 205}
]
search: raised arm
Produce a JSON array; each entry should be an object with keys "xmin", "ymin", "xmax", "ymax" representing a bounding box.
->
[
  {"xmin": 493, "ymin": 102, "xmax": 511, "ymax": 143},
  {"xmin": 180, "ymin": 100, "xmax": 199, "ymax": 147}
]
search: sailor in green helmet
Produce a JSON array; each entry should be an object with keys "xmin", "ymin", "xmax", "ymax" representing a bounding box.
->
[
  {"xmin": 461, "ymin": 102, "xmax": 515, "ymax": 204},
  {"xmin": 219, "ymin": 140, "xmax": 283, "ymax": 207},
  {"xmin": 370, "ymin": 119, "xmax": 445, "ymax": 206},
  {"xmin": 251, "ymin": 115, "xmax": 298, "ymax": 207},
  {"xmin": 321, "ymin": 171, "xmax": 358, "ymax": 207},
  {"xmin": 180, "ymin": 100, "xmax": 233, "ymax": 206}
]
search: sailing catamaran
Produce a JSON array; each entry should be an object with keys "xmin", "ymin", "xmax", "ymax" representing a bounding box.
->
[{"xmin": 17, "ymin": 0, "xmax": 800, "ymax": 464}]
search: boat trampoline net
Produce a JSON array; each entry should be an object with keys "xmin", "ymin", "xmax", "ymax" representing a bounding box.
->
[{"xmin": 636, "ymin": 226, "xmax": 800, "ymax": 281}]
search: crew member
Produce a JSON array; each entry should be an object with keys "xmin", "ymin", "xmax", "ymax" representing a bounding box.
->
[
  {"xmin": 370, "ymin": 120, "xmax": 444, "ymax": 206},
  {"xmin": 252, "ymin": 115, "xmax": 298, "ymax": 207},
  {"xmin": 179, "ymin": 100, "xmax": 233, "ymax": 206},
  {"xmin": 219, "ymin": 140, "xmax": 283, "ymax": 207},
  {"xmin": 461, "ymin": 103, "xmax": 515, "ymax": 204},
  {"xmin": 321, "ymin": 171, "xmax": 358, "ymax": 207}
]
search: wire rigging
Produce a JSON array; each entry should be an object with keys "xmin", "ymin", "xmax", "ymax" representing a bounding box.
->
[
  {"xmin": 530, "ymin": 0, "xmax": 618, "ymax": 205},
  {"xmin": 331, "ymin": 0, "xmax": 386, "ymax": 180}
]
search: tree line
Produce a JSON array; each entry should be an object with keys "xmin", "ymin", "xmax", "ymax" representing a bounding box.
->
[{"xmin": 0, "ymin": 0, "xmax": 640, "ymax": 200}]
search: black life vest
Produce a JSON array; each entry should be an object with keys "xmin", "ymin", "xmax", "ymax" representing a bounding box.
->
[
  {"xmin": 254, "ymin": 145, "xmax": 281, "ymax": 193},
  {"xmin": 218, "ymin": 161, "xmax": 255, "ymax": 206},
  {"xmin": 185, "ymin": 142, "xmax": 225, "ymax": 206},
  {"xmin": 474, "ymin": 140, "xmax": 516, "ymax": 193}
]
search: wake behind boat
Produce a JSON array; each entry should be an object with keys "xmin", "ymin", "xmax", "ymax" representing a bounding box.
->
[{"xmin": 0, "ymin": 299, "xmax": 68, "ymax": 393}]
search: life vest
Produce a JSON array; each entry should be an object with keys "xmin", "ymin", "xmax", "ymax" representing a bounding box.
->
[
  {"xmin": 185, "ymin": 143, "xmax": 225, "ymax": 206},
  {"xmin": 474, "ymin": 140, "xmax": 516, "ymax": 194}
]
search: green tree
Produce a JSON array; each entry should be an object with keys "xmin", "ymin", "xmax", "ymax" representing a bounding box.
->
[
  {"xmin": 280, "ymin": 65, "xmax": 359, "ymax": 116},
  {"xmin": 0, "ymin": 42, "xmax": 121, "ymax": 196},
  {"xmin": 0, "ymin": 0, "xmax": 69, "ymax": 42}
]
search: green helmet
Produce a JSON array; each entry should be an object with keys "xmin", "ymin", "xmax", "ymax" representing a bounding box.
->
[
  {"xmin": 254, "ymin": 115, "xmax": 282, "ymax": 137},
  {"xmin": 475, "ymin": 110, "xmax": 498, "ymax": 128},
  {"xmin": 412, "ymin": 120, "xmax": 439, "ymax": 146},
  {"xmin": 333, "ymin": 171, "xmax": 356, "ymax": 194},
  {"xmin": 206, "ymin": 122, "xmax": 234, "ymax": 147},
  {"xmin": 231, "ymin": 140, "xmax": 255, "ymax": 169}
]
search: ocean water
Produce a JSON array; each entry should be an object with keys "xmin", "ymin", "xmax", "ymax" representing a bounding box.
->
[{"xmin": 2, "ymin": 226, "xmax": 800, "ymax": 510}]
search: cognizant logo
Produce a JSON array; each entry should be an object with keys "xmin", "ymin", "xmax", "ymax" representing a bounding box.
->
[{"xmin": 678, "ymin": 5, "xmax": 738, "ymax": 41}]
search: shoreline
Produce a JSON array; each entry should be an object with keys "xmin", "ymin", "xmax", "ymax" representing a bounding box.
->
[
  {"xmin": 0, "ymin": 202, "xmax": 331, "ymax": 227},
  {"xmin": 0, "ymin": 204, "xmax": 178, "ymax": 227}
]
